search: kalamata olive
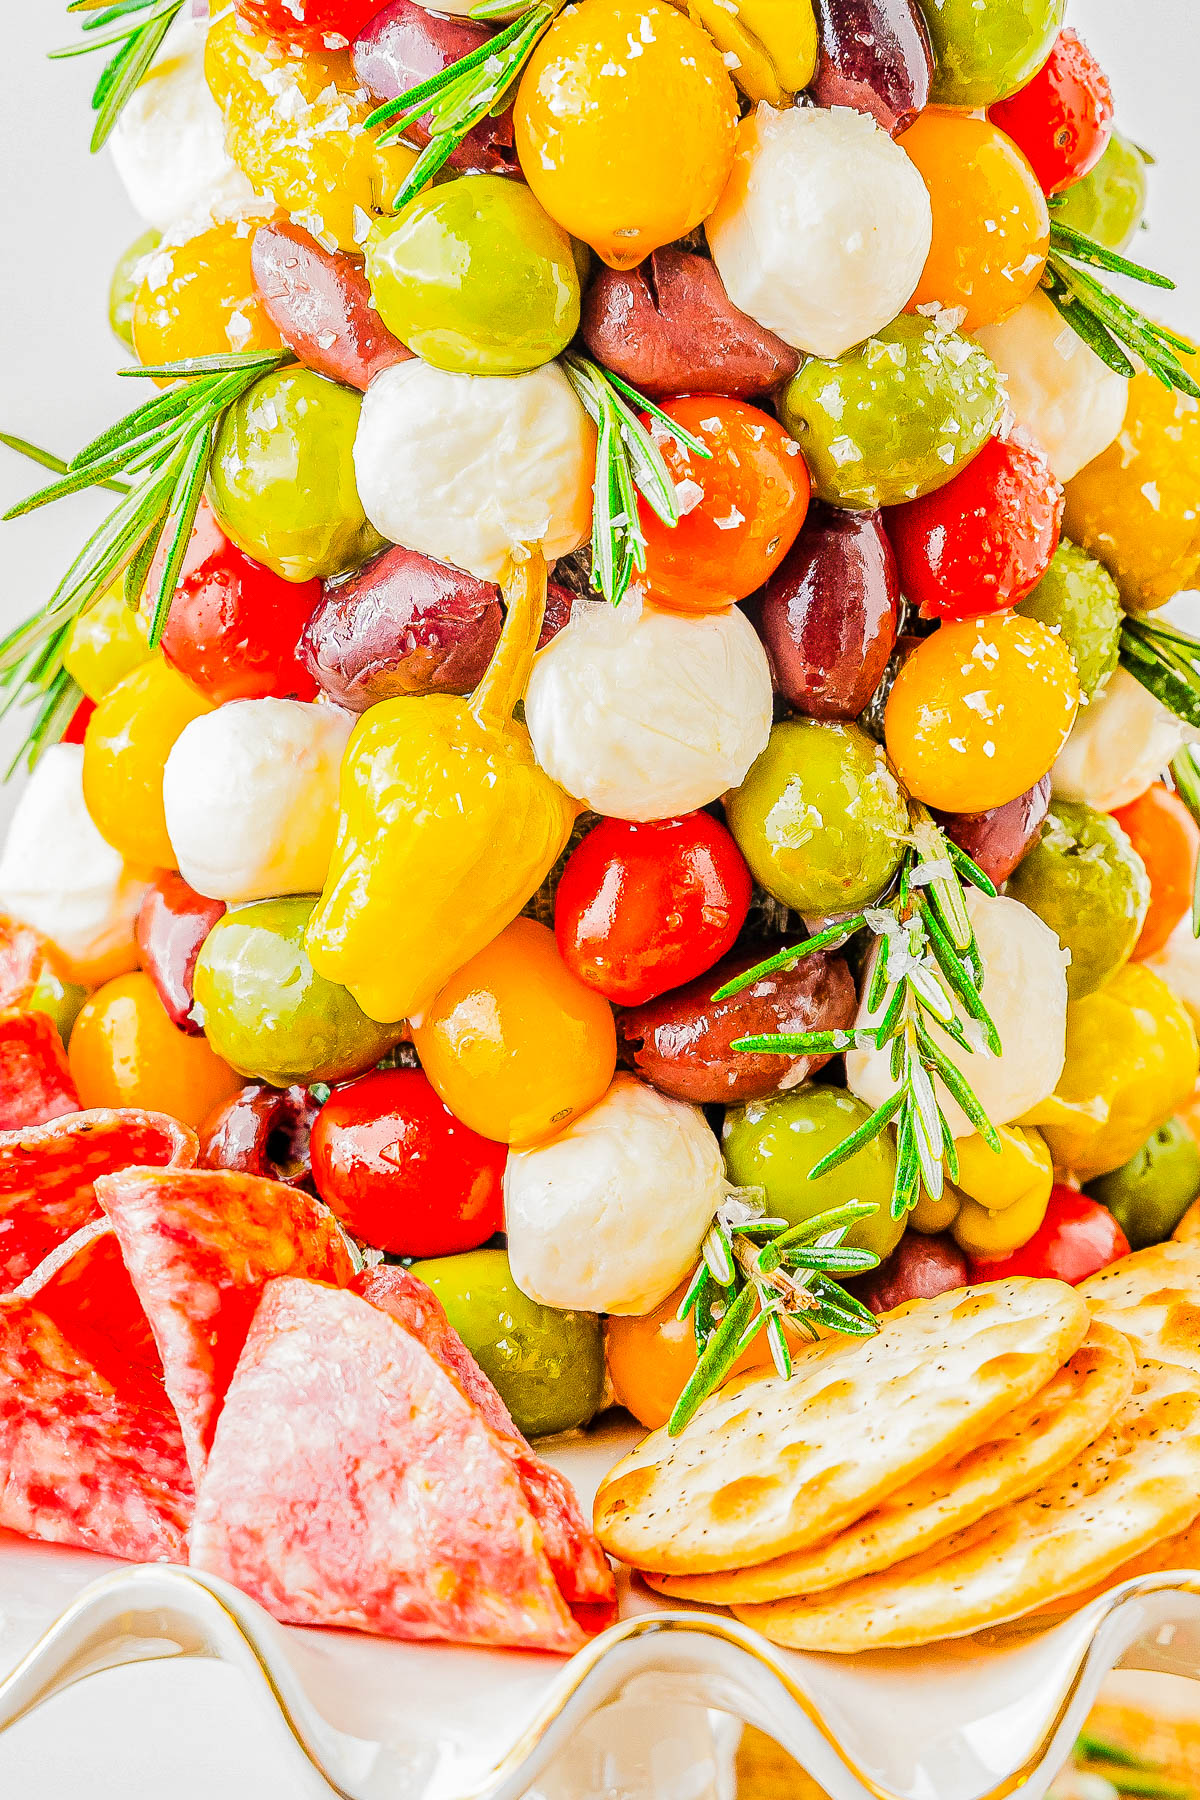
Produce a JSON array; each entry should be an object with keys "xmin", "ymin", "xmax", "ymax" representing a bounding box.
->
[
  {"xmin": 352, "ymin": 0, "xmax": 518, "ymax": 176},
  {"xmin": 198, "ymin": 1082, "xmax": 321, "ymax": 1190},
  {"xmin": 757, "ymin": 503, "xmax": 899, "ymax": 719},
  {"xmin": 135, "ymin": 872, "xmax": 226, "ymax": 1035},
  {"xmin": 303, "ymin": 543, "xmax": 572, "ymax": 709},
  {"xmin": 810, "ymin": 0, "xmax": 932, "ymax": 135},
  {"xmin": 852, "ymin": 1231, "xmax": 969, "ymax": 1314},
  {"xmin": 934, "ymin": 776, "xmax": 1052, "ymax": 886},
  {"xmin": 616, "ymin": 943, "xmax": 856, "ymax": 1105},
  {"xmin": 579, "ymin": 249, "xmax": 800, "ymax": 400},
  {"xmin": 250, "ymin": 220, "xmax": 410, "ymax": 393}
]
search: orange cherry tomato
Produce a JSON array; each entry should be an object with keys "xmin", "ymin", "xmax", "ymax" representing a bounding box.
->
[
  {"xmin": 885, "ymin": 612, "xmax": 1079, "ymax": 812},
  {"xmin": 68, "ymin": 969, "xmax": 242, "ymax": 1128},
  {"xmin": 132, "ymin": 219, "xmax": 283, "ymax": 378},
  {"xmin": 899, "ymin": 109, "xmax": 1050, "ymax": 331},
  {"xmin": 412, "ymin": 918, "xmax": 617, "ymax": 1146},
  {"xmin": 1113, "ymin": 782, "xmax": 1200, "ymax": 960},
  {"xmin": 82, "ymin": 658, "xmax": 213, "ymax": 869},
  {"xmin": 637, "ymin": 395, "xmax": 810, "ymax": 612},
  {"xmin": 606, "ymin": 1280, "xmax": 794, "ymax": 1429}
]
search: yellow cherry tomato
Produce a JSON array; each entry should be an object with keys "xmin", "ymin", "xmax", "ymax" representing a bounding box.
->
[
  {"xmin": 131, "ymin": 218, "xmax": 283, "ymax": 375},
  {"xmin": 605, "ymin": 1279, "xmax": 792, "ymax": 1430},
  {"xmin": 909, "ymin": 1186, "xmax": 961, "ymax": 1233},
  {"xmin": 412, "ymin": 918, "xmax": 616, "ymax": 1146},
  {"xmin": 62, "ymin": 583, "xmax": 153, "ymax": 702},
  {"xmin": 884, "ymin": 611, "xmax": 1079, "ymax": 812},
  {"xmin": 899, "ymin": 110, "xmax": 1049, "ymax": 331},
  {"xmin": 949, "ymin": 1125, "xmax": 1054, "ymax": 1257},
  {"xmin": 69, "ymin": 970, "xmax": 243, "ymax": 1127},
  {"xmin": 1062, "ymin": 352, "xmax": 1200, "ymax": 611},
  {"xmin": 82, "ymin": 658, "xmax": 213, "ymax": 868},
  {"xmin": 513, "ymin": 0, "xmax": 739, "ymax": 269},
  {"xmin": 1021, "ymin": 962, "xmax": 1200, "ymax": 1182},
  {"xmin": 205, "ymin": 14, "xmax": 416, "ymax": 253}
]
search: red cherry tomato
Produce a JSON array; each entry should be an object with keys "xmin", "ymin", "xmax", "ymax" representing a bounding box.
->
[
  {"xmin": 554, "ymin": 812, "xmax": 753, "ymax": 1006},
  {"xmin": 989, "ymin": 30, "xmax": 1114, "ymax": 197},
  {"xmin": 153, "ymin": 500, "xmax": 320, "ymax": 705},
  {"xmin": 61, "ymin": 695, "xmax": 96, "ymax": 745},
  {"xmin": 136, "ymin": 872, "xmax": 227, "ymax": 1034},
  {"xmin": 887, "ymin": 432, "xmax": 1063, "ymax": 621},
  {"xmin": 968, "ymin": 1185, "xmax": 1130, "ymax": 1286},
  {"xmin": 636, "ymin": 395, "xmax": 810, "ymax": 612},
  {"xmin": 234, "ymin": 0, "xmax": 384, "ymax": 49},
  {"xmin": 309, "ymin": 1067, "xmax": 506, "ymax": 1256}
]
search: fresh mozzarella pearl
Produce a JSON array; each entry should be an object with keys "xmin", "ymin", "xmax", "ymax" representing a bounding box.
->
[
  {"xmin": 1052, "ymin": 667, "xmax": 1195, "ymax": 813},
  {"xmin": 524, "ymin": 598, "xmax": 773, "ymax": 819},
  {"xmin": 505, "ymin": 1074, "xmax": 725, "ymax": 1315},
  {"xmin": 847, "ymin": 891, "xmax": 1069, "ymax": 1137},
  {"xmin": 1145, "ymin": 916, "xmax": 1200, "ymax": 1035},
  {"xmin": 109, "ymin": 12, "xmax": 258, "ymax": 232},
  {"xmin": 705, "ymin": 104, "xmax": 933, "ymax": 360},
  {"xmin": 0, "ymin": 745, "xmax": 149, "ymax": 985},
  {"xmin": 163, "ymin": 699, "xmax": 353, "ymax": 903},
  {"xmin": 354, "ymin": 360, "xmax": 594, "ymax": 584},
  {"xmin": 974, "ymin": 291, "xmax": 1128, "ymax": 482}
]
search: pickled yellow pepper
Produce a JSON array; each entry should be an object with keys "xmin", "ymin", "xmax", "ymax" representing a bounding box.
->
[{"xmin": 306, "ymin": 548, "xmax": 578, "ymax": 1024}]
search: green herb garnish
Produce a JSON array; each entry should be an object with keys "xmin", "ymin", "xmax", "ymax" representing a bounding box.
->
[
  {"xmin": 1044, "ymin": 219, "xmax": 1199, "ymax": 398},
  {"xmin": 1120, "ymin": 612, "xmax": 1200, "ymax": 731},
  {"xmin": 51, "ymin": 0, "xmax": 185, "ymax": 152}
]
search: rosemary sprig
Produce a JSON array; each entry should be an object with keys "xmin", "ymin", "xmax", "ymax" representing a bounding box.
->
[
  {"xmin": 1120, "ymin": 613, "xmax": 1200, "ymax": 731},
  {"xmin": 1044, "ymin": 219, "xmax": 1199, "ymax": 398},
  {"xmin": 0, "ymin": 348, "xmax": 293, "ymax": 769},
  {"xmin": 52, "ymin": 0, "xmax": 184, "ymax": 152},
  {"xmin": 669, "ymin": 1195, "xmax": 881, "ymax": 1435},
  {"xmin": 562, "ymin": 354, "xmax": 713, "ymax": 606},
  {"xmin": 1, "ymin": 433, "xmax": 130, "ymax": 496},
  {"xmin": 366, "ymin": 0, "xmax": 561, "ymax": 212},
  {"xmin": 721, "ymin": 809, "xmax": 1003, "ymax": 1223}
]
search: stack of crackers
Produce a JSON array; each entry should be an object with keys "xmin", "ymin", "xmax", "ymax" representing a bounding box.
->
[{"xmin": 594, "ymin": 1249, "xmax": 1200, "ymax": 1651}]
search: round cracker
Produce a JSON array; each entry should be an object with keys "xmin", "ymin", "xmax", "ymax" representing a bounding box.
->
[
  {"xmin": 1172, "ymin": 1199, "xmax": 1200, "ymax": 1244},
  {"xmin": 644, "ymin": 1322, "xmax": 1134, "ymax": 1606},
  {"xmin": 734, "ymin": 1357, "xmax": 1200, "ymax": 1652},
  {"xmin": 1082, "ymin": 1241, "xmax": 1200, "ymax": 1374},
  {"xmin": 594, "ymin": 1278, "xmax": 1091, "ymax": 1575}
]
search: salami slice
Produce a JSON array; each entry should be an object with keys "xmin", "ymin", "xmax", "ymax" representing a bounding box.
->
[
  {"xmin": 0, "ymin": 1108, "xmax": 196, "ymax": 1292},
  {"xmin": 355, "ymin": 1265, "xmax": 616, "ymax": 1631},
  {"xmin": 97, "ymin": 1168, "xmax": 355, "ymax": 1481},
  {"xmin": 0, "ymin": 1298, "xmax": 193, "ymax": 1563},
  {"xmin": 0, "ymin": 917, "xmax": 54, "ymax": 1008},
  {"xmin": 189, "ymin": 1278, "xmax": 590, "ymax": 1652},
  {"xmin": 16, "ymin": 1219, "xmax": 163, "ymax": 1393},
  {"xmin": 0, "ymin": 1010, "xmax": 80, "ymax": 1131}
]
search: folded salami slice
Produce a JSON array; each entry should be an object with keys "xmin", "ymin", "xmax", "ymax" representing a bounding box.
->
[
  {"xmin": 0, "ymin": 917, "xmax": 55, "ymax": 1008},
  {"xmin": 0, "ymin": 1109, "xmax": 196, "ymax": 1292},
  {"xmin": 355, "ymin": 1265, "xmax": 616, "ymax": 1631},
  {"xmin": 16, "ymin": 1219, "xmax": 162, "ymax": 1393},
  {"xmin": 96, "ymin": 1168, "xmax": 355, "ymax": 1481},
  {"xmin": 190, "ymin": 1278, "xmax": 592, "ymax": 1653},
  {"xmin": 0, "ymin": 1010, "xmax": 80, "ymax": 1132},
  {"xmin": 0, "ymin": 1297, "xmax": 193, "ymax": 1563}
]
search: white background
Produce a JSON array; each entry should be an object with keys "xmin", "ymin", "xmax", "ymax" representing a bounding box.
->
[{"xmin": 0, "ymin": 3, "xmax": 1197, "ymax": 1794}]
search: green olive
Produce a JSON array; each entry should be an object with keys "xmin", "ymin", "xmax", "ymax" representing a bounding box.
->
[
  {"xmin": 408, "ymin": 1246, "xmax": 605, "ymax": 1438},
  {"xmin": 108, "ymin": 228, "xmax": 160, "ymax": 352},
  {"xmin": 1016, "ymin": 538, "xmax": 1122, "ymax": 702},
  {"xmin": 28, "ymin": 967, "xmax": 89, "ymax": 1044},
  {"xmin": 1055, "ymin": 130, "xmax": 1149, "ymax": 252},
  {"xmin": 921, "ymin": 0, "xmax": 1066, "ymax": 107},
  {"xmin": 208, "ymin": 368, "xmax": 384, "ymax": 582},
  {"xmin": 722, "ymin": 1084, "xmax": 904, "ymax": 1263},
  {"xmin": 193, "ymin": 896, "xmax": 404, "ymax": 1087},
  {"xmin": 1006, "ymin": 801, "xmax": 1151, "ymax": 999},
  {"xmin": 366, "ymin": 174, "xmax": 580, "ymax": 375},
  {"xmin": 1086, "ymin": 1116, "xmax": 1200, "ymax": 1249},
  {"xmin": 724, "ymin": 718, "xmax": 908, "ymax": 914},
  {"xmin": 779, "ymin": 317, "xmax": 1004, "ymax": 508}
]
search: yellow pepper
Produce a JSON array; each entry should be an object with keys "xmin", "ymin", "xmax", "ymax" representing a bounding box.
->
[
  {"xmin": 1020, "ymin": 962, "xmax": 1199, "ymax": 1182},
  {"xmin": 687, "ymin": 0, "xmax": 818, "ymax": 107},
  {"xmin": 949, "ymin": 1125, "xmax": 1054, "ymax": 1259},
  {"xmin": 306, "ymin": 548, "xmax": 578, "ymax": 1024},
  {"xmin": 63, "ymin": 583, "xmax": 153, "ymax": 702}
]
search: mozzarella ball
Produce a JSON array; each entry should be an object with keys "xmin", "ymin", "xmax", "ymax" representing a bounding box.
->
[
  {"xmin": 525, "ymin": 599, "xmax": 773, "ymax": 819},
  {"xmin": 505, "ymin": 1075, "xmax": 725, "ymax": 1315},
  {"xmin": 705, "ymin": 104, "xmax": 933, "ymax": 360},
  {"xmin": 109, "ymin": 12, "xmax": 257, "ymax": 232},
  {"xmin": 0, "ymin": 745, "xmax": 149, "ymax": 986},
  {"xmin": 354, "ymin": 360, "xmax": 594, "ymax": 584},
  {"xmin": 1052, "ymin": 667, "xmax": 1195, "ymax": 813},
  {"xmin": 974, "ymin": 291, "xmax": 1128, "ymax": 482},
  {"xmin": 847, "ymin": 890, "xmax": 1069, "ymax": 1137},
  {"xmin": 163, "ymin": 699, "xmax": 353, "ymax": 903}
]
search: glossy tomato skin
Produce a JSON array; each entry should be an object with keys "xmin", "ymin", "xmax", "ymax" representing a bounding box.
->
[
  {"xmin": 968, "ymin": 1185, "xmax": 1129, "ymax": 1286},
  {"xmin": 157, "ymin": 501, "xmax": 321, "ymax": 705},
  {"xmin": 61, "ymin": 696, "xmax": 96, "ymax": 745},
  {"xmin": 309, "ymin": 1066, "xmax": 506, "ymax": 1256},
  {"xmin": 554, "ymin": 813, "xmax": 753, "ymax": 1006},
  {"xmin": 235, "ymin": 0, "xmax": 385, "ymax": 49},
  {"xmin": 887, "ymin": 433, "xmax": 1063, "ymax": 621},
  {"xmin": 989, "ymin": 29, "xmax": 1114, "ymax": 197}
]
